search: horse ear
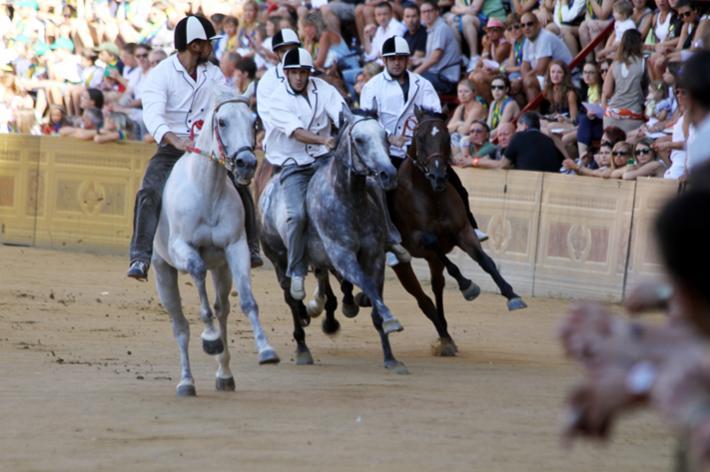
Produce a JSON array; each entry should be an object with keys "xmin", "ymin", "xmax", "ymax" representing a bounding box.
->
[
  {"xmin": 339, "ymin": 103, "xmax": 354, "ymax": 128},
  {"xmin": 414, "ymin": 105, "xmax": 423, "ymax": 121}
]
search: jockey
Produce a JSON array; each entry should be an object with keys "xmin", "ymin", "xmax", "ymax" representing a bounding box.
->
[
  {"xmin": 256, "ymin": 28, "xmax": 301, "ymax": 140},
  {"xmin": 360, "ymin": 36, "xmax": 489, "ymax": 242},
  {"xmin": 127, "ymin": 15, "xmax": 261, "ymax": 281}
]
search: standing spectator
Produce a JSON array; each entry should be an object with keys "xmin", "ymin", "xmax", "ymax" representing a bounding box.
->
[
  {"xmin": 415, "ymin": 0, "xmax": 462, "ymax": 94},
  {"xmin": 519, "ymin": 12, "xmax": 573, "ymax": 103},
  {"xmin": 402, "ymin": 3, "xmax": 427, "ymax": 67},
  {"xmin": 602, "ymin": 29, "xmax": 646, "ymax": 133},
  {"xmin": 448, "ymin": 78, "xmax": 488, "ymax": 156},
  {"xmin": 660, "ymin": 88, "xmax": 692, "ymax": 180},
  {"xmin": 236, "ymin": 1, "xmax": 260, "ymax": 53},
  {"xmin": 486, "ymin": 74, "xmax": 519, "ymax": 133},
  {"xmin": 116, "ymin": 43, "xmax": 153, "ymax": 133},
  {"xmin": 473, "ymin": 111, "xmax": 565, "ymax": 171}
]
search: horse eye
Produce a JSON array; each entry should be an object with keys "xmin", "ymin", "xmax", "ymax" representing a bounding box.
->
[{"xmin": 218, "ymin": 119, "xmax": 226, "ymax": 128}]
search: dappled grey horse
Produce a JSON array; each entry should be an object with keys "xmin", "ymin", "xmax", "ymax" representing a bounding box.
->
[
  {"xmin": 152, "ymin": 88, "xmax": 278, "ymax": 397},
  {"xmin": 259, "ymin": 106, "xmax": 407, "ymax": 373}
]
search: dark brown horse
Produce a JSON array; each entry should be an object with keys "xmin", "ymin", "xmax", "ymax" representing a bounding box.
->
[{"xmin": 384, "ymin": 107, "xmax": 527, "ymax": 356}]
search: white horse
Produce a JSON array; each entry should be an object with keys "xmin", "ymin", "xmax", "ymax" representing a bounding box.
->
[{"xmin": 153, "ymin": 87, "xmax": 279, "ymax": 397}]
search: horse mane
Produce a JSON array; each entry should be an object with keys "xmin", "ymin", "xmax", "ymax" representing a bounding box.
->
[
  {"xmin": 352, "ymin": 108, "xmax": 378, "ymax": 119},
  {"xmin": 417, "ymin": 107, "xmax": 448, "ymax": 122}
]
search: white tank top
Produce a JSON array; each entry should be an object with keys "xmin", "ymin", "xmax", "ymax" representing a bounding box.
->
[
  {"xmin": 665, "ymin": 117, "xmax": 690, "ymax": 179},
  {"xmin": 654, "ymin": 11, "xmax": 672, "ymax": 43}
]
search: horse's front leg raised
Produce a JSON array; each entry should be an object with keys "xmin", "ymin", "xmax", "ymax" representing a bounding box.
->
[
  {"xmin": 169, "ymin": 239, "xmax": 223, "ymax": 355},
  {"xmin": 456, "ymin": 229, "xmax": 528, "ymax": 311},
  {"xmin": 153, "ymin": 254, "xmax": 195, "ymax": 396},
  {"xmin": 326, "ymin": 241, "xmax": 403, "ymax": 335},
  {"xmin": 225, "ymin": 238, "xmax": 280, "ymax": 364},
  {"xmin": 211, "ymin": 264, "xmax": 235, "ymax": 391}
]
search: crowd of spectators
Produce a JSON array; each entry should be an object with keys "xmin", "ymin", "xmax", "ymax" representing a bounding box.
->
[{"xmin": 0, "ymin": 0, "xmax": 708, "ymax": 180}]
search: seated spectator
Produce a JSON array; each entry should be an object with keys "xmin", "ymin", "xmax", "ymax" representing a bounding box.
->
[
  {"xmin": 148, "ymin": 49, "xmax": 168, "ymax": 68},
  {"xmin": 647, "ymin": 2, "xmax": 684, "ymax": 81},
  {"xmin": 220, "ymin": 51, "xmax": 240, "ymax": 87},
  {"xmin": 236, "ymin": 1, "xmax": 260, "ymax": 52},
  {"xmin": 540, "ymin": 60, "xmax": 578, "ymax": 136},
  {"xmin": 545, "ymin": 0, "xmax": 586, "ymax": 56},
  {"xmin": 601, "ymin": 125, "xmax": 627, "ymax": 149},
  {"xmin": 452, "ymin": 120, "xmax": 498, "ymax": 167},
  {"xmin": 609, "ymin": 141, "xmax": 635, "ymax": 178},
  {"xmin": 501, "ymin": 14, "xmax": 525, "ymax": 99},
  {"xmin": 578, "ymin": 0, "xmax": 614, "ymax": 61},
  {"xmin": 362, "ymin": 2, "xmax": 406, "ymax": 64},
  {"xmin": 234, "ymin": 55, "xmax": 257, "ymax": 101},
  {"xmin": 354, "ymin": 62, "xmax": 382, "ymax": 98},
  {"xmin": 621, "ymin": 138, "xmax": 668, "ymax": 179},
  {"xmin": 302, "ymin": 12, "xmax": 357, "ymax": 73},
  {"xmin": 569, "ymin": 62, "xmax": 603, "ymax": 158},
  {"xmin": 562, "ymin": 143, "xmax": 614, "ymax": 177},
  {"xmin": 59, "ymin": 107, "xmax": 103, "ymax": 140},
  {"xmin": 472, "ymin": 111, "xmax": 565, "ymax": 171},
  {"xmin": 663, "ymin": 1, "xmax": 701, "ymax": 65},
  {"xmin": 643, "ymin": 0, "xmax": 676, "ymax": 56},
  {"xmin": 469, "ymin": 18, "xmax": 511, "ymax": 100},
  {"xmin": 443, "ymin": 0, "xmax": 481, "ymax": 61},
  {"xmin": 645, "ymin": 80, "xmax": 673, "ymax": 124},
  {"xmin": 597, "ymin": 0, "xmax": 636, "ymax": 61},
  {"xmin": 486, "ymin": 74, "xmax": 519, "ymax": 133},
  {"xmin": 448, "ymin": 79, "xmax": 488, "ymax": 155},
  {"xmin": 261, "ymin": 16, "xmax": 283, "ymax": 69},
  {"xmin": 519, "ymin": 12, "xmax": 573, "ymax": 103},
  {"xmin": 94, "ymin": 111, "xmax": 132, "ymax": 143},
  {"xmin": 402, "ymin": 3, "xmax": 427, "ymax": 67},
  {"xmin": 492, "ymin": 121, "xmax": 515, "ymax": 159},
  {"xmin": 415, "ymin": 0, "xmax": 462, "ymax": 94},
  {"xmin": 631, "ymin": 0, "xmax": 654, "ymax": 42},
  {"xmin": 602, "ymin": 29, "xmax": 646, "ymax": 133},
  {"xmin": 40, "ymin": 104, "xmax": 69, "ymax": 135}
]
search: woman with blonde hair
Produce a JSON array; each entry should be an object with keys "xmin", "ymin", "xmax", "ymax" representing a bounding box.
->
[{"xmin": 447, "ymin": 79, "xmax": 488, "ymax": 157}]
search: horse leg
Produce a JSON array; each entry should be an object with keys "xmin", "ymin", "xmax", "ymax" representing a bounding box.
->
[
  {"xmin": 328, "ymin": 246, "xmax": 403, "ymax": 334},
  {"xmin": 167, "ymin": 239, "xmax": 222, "ymax": 355},
  {"xmin": 211, "ymin": 264, "xmax": 235, "ymax": 391},
  {"xmin": 339, "ymin": 278, "xmax": 359, "ymax": 318},
  {"xmin": 392, "ymin": 262, "xmax": 458, "ymax": 356},
  {"xmin": 305, "ymin": 268, "xmax": 327, "ymax": 318},
  {"xmin": 225, "ymin": 239, "xmax": 280, "ymax": 364},
  {"xmin": 457, "ymin": 229, "xmax": 528, "ymax": 311},
  {"xmin": 270, "ymin": 257, "xmax": 313, "ymax": 365},
  {"xmin": 152, "ymin": 255, "xmax": 195, "ymax": 396},
  {"xmin": 437, "ymin": 251, "xmax": 481, "ymax": 302},
  {"xmin": 371, "ymin": 275, "xmax": 409, "ymax": 374},
  {"xmin": 318, "ymin": 270, "xmax": 340, "ymax": 336}
]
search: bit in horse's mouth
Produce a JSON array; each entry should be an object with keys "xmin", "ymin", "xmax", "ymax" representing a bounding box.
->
[{"xmin": 236, "ymin": 177, "xmax": 251, "ymax": 186}]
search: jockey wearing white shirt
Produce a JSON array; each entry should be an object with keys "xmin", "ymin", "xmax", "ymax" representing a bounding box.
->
[
  {"xmin": 360, "ymin": 36, "xmax": 489, "ymax": 242},
  {"xmin": 256, "ymin": 28, "xmax": 301, "ymax": 149},
  {"xmin": 128, "ymin": 16, "xmax": 262, "ymax": 280}
]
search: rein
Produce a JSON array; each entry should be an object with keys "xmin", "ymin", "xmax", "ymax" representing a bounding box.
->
[
  {"xmin": 342, "ymin": 117, "xmax": 380, "ymax": 177},
  {"xmin": 408, "ymin": 117, "xmax": 448, "ymax": 180},
  {"xmin": 185, "ymin": 96, "xmax": 254, "ymax": 173}
]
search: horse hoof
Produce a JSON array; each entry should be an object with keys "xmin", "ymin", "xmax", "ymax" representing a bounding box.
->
[
  {"xmin": 258, "ymin": 348, "xmax": 280, "ymax": 365},
  {"xmin": 342, "ymin": 303, "xmax": 359, "ymax": 318},
  {"xmin": 176, "ymin": 383, "xmax": 196, "ymax": 397},
  {"xmin": 432, "ymin": 339, "xmax": 458, "ymax": 357},
  {"xmin": 215, "ymin": 376, "xmax": 235, "ymax": 391},
  {"xmin": 382, "ymin": 318, "xmax": 403, "ymax": 335},
  {"xmin": 306, "ymin": 299, "xmax": 325, "ymax": 318},
  {"xmin": 462, "ymin": 282, "xmax": 481, "ymax": 301},
  {"xmin": 385, "ymin": 360, "xmax": 410, "ymax": 375},
  {"xmin": 507, "ymin": 297, "xmax": 528, "ymax": 311},
  {"xmin": 202, "ymin": 337, "xmax": 224, "ymax": 356},
  {"xmin": 322, "ymin": 317, "xmax": 341, "ymax": 336},
  {"xmin": 354, "ymin": 292, "xmax": 372, "ymax": 307},
  {"xmin": 296, "ymin": 349, "xmax": 314, "ymax": 365}
]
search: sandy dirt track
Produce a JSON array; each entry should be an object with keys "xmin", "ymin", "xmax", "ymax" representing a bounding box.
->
[{"xmin": 0, "ymin": 246, "xmax": 673, "ymax": 471}]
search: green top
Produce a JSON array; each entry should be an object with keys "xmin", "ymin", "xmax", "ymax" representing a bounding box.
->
[{"xmin": 482, "ymin": 0, "xmax": 506, "ymax": 20}]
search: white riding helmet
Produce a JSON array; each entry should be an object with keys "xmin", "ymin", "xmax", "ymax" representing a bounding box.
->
[
  {"xmin": 282, "ymin": 48, "xmax": 314, "ymax": 70},
  {"xmin": 271, "ymin": 28, "xmax": 301, "ymax": 52},
  {"xmin": 381, "ymin": 36, "xmax": 411, "ymax": 57}
]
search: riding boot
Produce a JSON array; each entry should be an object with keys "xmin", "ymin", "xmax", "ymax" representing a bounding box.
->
[
  {"xmin": 128, "ymin": 145, "xmax": 183, "ymax": 280},
  {"xmin": 235, "ymin": 183, "xmax": 263, "ymax": 268},
  {"xmin": 446, "ymin": 166, "xmax": 489, "ymax": 241}
]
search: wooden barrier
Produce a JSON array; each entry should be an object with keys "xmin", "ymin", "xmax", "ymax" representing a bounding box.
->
[{"xmin": 0, "ymin": 136, "xmax": 680, "ymax": 301}]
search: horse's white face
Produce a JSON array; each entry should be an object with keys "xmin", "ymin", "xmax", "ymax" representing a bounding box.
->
[
  {"xmin": 212, "ymin": 95, "xmax": 257, "ymax": 185},
  {"xmin": 347, "ymin": 116, "xmax": 397, "ymax": 190}
]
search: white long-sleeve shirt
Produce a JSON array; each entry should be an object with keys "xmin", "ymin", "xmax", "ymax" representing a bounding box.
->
[
  {"xmin": 264, "ymin": 76, "xmax": 346, "ymax": 167},
  {"xmin": 365, "ymin": 18, "xmax": 407, "ymax": 62},
  {"xmin": 141, "ymin": 54, "xmax": 226, "ymax": 144},
  {"xmin": 360, "ymin": 70, "xmax": 441, "ymax": 158}
]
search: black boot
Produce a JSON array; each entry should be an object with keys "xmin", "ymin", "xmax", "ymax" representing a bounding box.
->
[{"xmin": 235, "ymin": 182, "xmax": 263, "ymax": 268}]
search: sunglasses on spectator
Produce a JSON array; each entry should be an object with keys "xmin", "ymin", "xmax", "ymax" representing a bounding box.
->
[
  {"xmin": 612, "ymin": 151, "xmax": 629, "ymax": 156},
  {"xmin": 679, "ymin": 10, "xmax": 694, "ymax": 18},
  {"xmin": 470, "ymin": 128, "xmax": 487, "ymax": 134},
  {"xmin": 491, "ymin": 84, "xmax": 506, "ymax": 90},
  {"xmin": 583, "ymin": 69, "xmax": 596, "ymax": 74},
  {"xmin": 420, "ymin": 8, "xmax": 434, "ymax": 13},
  {"xmin": 521, "ymin": 21, "xmax": 536, "ymax": 28},
  {"xmin": 601, "ymin": 140, "xmax": 612, "ymax": 147},
  {"xmin": 135, "ymin": 53, "xmax": 148, "ymax": 58},
  {"xmin": 635, "ymin": 148, "xmax": 652, "ymax": 156}
]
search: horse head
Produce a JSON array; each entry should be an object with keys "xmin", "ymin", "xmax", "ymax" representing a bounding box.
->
[
  {"xmin": 337, "ymin": 104, "xmax": 397, "ymax": 190},
  {"xmin": 411, "ymin": 106, "xmax": 450, "ymax": 192},
  {"xmin": 202, "ymin": 86, "xmax": 257, "ymax": 185}
]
